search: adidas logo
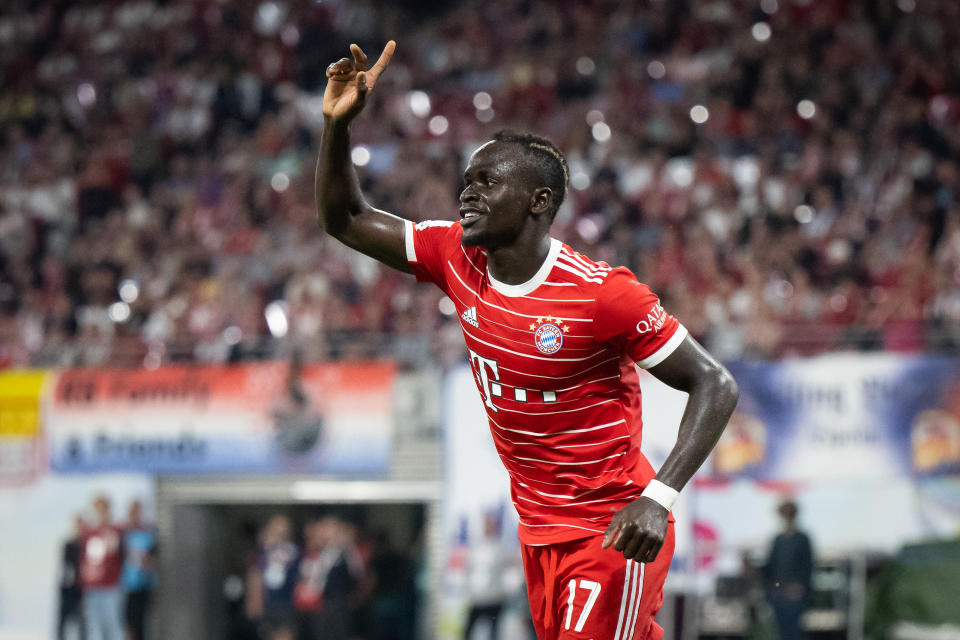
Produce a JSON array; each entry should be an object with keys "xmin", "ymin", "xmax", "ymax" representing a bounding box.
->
[{"xmin": 461, "ymin": 306, "xmax": 479, "ymax": 328}]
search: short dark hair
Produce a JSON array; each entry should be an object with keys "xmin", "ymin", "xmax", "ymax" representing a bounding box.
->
[
  {"xmin": 492, "ymin": 130, "xmax": 569, "ymax": 215},
  {"xmin": 777, "ymin": 500, "xmax": 798, "ymax": 520}
]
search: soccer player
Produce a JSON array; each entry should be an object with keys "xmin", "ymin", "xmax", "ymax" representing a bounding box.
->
[{"xmin": 315, "ymin": 41, "xmax": 739, "ymax": 640}]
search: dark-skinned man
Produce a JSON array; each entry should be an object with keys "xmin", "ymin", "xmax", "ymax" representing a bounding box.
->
[{"xmin": 315, "ymin": 41, "xmax": 739, "ymax": 640}]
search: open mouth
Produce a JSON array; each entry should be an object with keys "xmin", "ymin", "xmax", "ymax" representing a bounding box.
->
[{"xmin": 459, "ymin": 209, "xmax": 484, "ymax": 226}]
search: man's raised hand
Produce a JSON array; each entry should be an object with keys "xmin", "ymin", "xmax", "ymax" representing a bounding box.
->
[{"xmin": 322, "ymin": 40, "xmax": 396, "ymax": 123}]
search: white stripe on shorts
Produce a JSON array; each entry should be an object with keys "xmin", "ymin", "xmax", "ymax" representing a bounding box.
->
[
  {"xmin": 624, "ymin": 561, "xmax": 645, "ymax": 640},
  {"xmin": 613, "ymin": 559, "xmax": 633, "ymax": 640}
]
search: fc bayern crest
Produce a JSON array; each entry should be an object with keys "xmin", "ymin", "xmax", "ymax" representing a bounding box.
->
[{"xmin": 530, "ymin": 316, "xmax": 569, "ymax": 354}]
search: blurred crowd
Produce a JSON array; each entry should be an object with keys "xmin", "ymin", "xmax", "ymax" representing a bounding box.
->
[
  {"xmin": 227, "ymin": 513, "xmax": 420, "ymax": 640},
  {"xmin": 2, "ymin": 0, "xmax": 960, "ymax": 368},
  {"xmin": 59, "ymin": 495, "xmax": 157, "ymax": 640}
]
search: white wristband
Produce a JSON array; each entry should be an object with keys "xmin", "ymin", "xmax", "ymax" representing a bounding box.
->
[{"xmin": 641, "ymin": 479, "xmax": 679, "ymax": 511}]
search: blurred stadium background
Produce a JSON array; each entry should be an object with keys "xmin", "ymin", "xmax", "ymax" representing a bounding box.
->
[{"xmin": 1, "ymin": 0, "xmax": 960, "ymax": 639}]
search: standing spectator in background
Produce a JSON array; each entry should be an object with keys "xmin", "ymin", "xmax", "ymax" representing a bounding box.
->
[
  {"xmin": 246, "ymin": 515, "xmax": 300, "ymax": 640},
  {"xmin": 80, "ymin": 495, "xmax": 124, "ymax": 640},
  {"xmin": 122, "ymin": 500, "xmax": 157, "ymax": 640},
  {"xmin": 294, "ymin": 516, "xmax": 362, "ymax": 640},
  {"xmin": 58, "ymin": 514, "xmax": 86, "ymax": 640},
  {"xmin": 368, "ymin": 530, "xmax": 416, "ymax": 640},
  {"xmin": 463, "ymin": 512, "xmax": 511, "ymax": 640},
  {"xmin": 764, "ymin": 500, "xmax": 814, "ymax": 640}
]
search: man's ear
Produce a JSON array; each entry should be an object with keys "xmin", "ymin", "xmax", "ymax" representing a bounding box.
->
[{"xmin": 529, "ymin": 187, "xmax": 554, "ymax": 216}]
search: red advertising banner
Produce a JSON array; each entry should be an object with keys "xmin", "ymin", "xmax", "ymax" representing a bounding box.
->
[{"xmin": 46, "ymin": 361, "xmax": 396, "ymax": 474}]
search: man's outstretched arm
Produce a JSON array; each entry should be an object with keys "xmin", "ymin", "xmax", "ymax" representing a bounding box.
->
[
  {"xmin": 603, "ymin": 335, "xmax": 739, "ymax": 562},
  {"xmin": 315, "ymin": 41, "xmax": 411, "ymax": 273}
]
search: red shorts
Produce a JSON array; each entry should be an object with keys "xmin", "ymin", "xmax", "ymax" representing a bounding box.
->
[{"xmin": 521, "ymin": 522, "xmax": 674, "ymax": 640}]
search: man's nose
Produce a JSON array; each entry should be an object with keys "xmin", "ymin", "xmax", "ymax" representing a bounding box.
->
[{"xmin": 460, "ymin": 186, "xmax": 478, "ymax": 203}]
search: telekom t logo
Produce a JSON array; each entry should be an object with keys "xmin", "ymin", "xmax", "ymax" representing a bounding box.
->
[{"xmin": 468, "ymin": 349, "xmax": 501, "ymax": 412}]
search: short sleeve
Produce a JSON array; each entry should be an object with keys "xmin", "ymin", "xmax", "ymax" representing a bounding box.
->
[
  {"xmin": 403, "ymin": 219, "xmax": 459, "ymax": 288},
  {"xmin": 593, "ymin": 267, "xmax": 687, "ymax": 368}
]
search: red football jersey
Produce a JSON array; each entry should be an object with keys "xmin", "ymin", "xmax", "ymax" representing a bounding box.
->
[{"xmin": 405, "ymin": 221, "xmax": 686, "ymax": 545}]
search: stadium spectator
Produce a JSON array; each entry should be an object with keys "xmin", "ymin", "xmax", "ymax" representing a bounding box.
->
[
  {"xmin": 368, "ymin": 529, "xmax": 417, "ymax": 640},
  {"xmin": 79, "ymin": 495, "xmax": 125, "ymax": 640},
  {"xmin": 57, "ymin": 514, "xmax": 86, "ymax": 640},
  {"xmin": 764, "ymin": 499, "xmax": 815, "ymax": 640},
  {"xmin": 293, "ymin": 516, "xmax": 363, "ymax": 640},
  {"xmin": 246, "ymin": 514, "xmax": 300, "ymax": 640},
  {"xmin": 0, "ymin": 0, "xmax": 959, "ymax": 367},
  {"xmin": 463, "ymin": 512, "xmax": 512, "ymax": 640},
  {"xmin": 122, "ymin": 500, "xmax": 157, "ymax": 640}
]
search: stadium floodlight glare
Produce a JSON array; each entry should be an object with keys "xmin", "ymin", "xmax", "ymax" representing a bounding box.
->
[
  {"xmin": 585, "ymin": 110, "xmax": 604, "ymax": 126},
  {"xmin": 830, "ymin": 293, "xmax": 848, "ymax": 312},
  {"xmin": 591, "ymin": 122, "xmax": 611, "ymax": 143},
  {"xmin": 77, "ymin": 83, "xmax": 96, "ymax": 107},
  {"xmin": 265, "ymin": 301, "xmax": 289, "ymax": 338},
  {"xmin": 571, "ymin": 171, "xmax": 591, "ymax": 191},
  {"xmin": 119, "ymin": 279, "xmax": 139, "ymax": 303},
  {"xmin": 794, "ymin": 204, "xmax": 815, "ymax": 224},
  {"xmin": 351, "ymin": 145, "xmax": 371, "ymax": 166},
  {"xmin": 270, "ymin": 172, "xmax": 290, "ymax": 192},
  {"xmin": 438, "ymin": 297, "xmax": 456, "ymax": 316},
  {"xmin": 407, "ymin": 90, "xmax": 431, "ymax": 117},
  {"xmin": 772, "ymin": 279, "xmax": 794, "ymax": 299},
  {"xmin": 428, "ymin": 115, "xmax": 449, "ymax": 135},
  {"xmin": 667, "ymin": 159, "xmax": 694, "ymax": 187},
  {"xmin": 690, "ymin": 105, "xmax": 709, "ymax": 124},
  {"xmin": 760, "ymin": 0, "xmax": 779, "ymax": 14},
  {"xmin": 255, "ymin": 2, "xmax": 284, "ymax": 35},
  {"xmin": 108, "ymin": 302, "xmax": 131, "ymax": 323},
  {"xmin": 576, "ymin": 56, "xmax": 596, "ymax": 76},
  {"xmin": 575, "ymin": 217, "xmax": 601, "ymax": 243},
  {"xmin": 797, "ymin": 100, "xmax": 816, "ymax": 119},
  {"xmin": 281, "ymin": 25, "xmax": 300, "ymax": 47},
  {"xmin": 647, "ymin": 60, "xmax": 666, "ymax": 80},
  {"xmin": 223, "ymin": 326, "xmax": 243, "ymax": 345},
  {"xmin": 473, "ymin": 92, "xmax": 492, "ymax": 110},
  {"xmin": 751, "ymin": 22, "xmax": 772, "ymax": 42},
  {"xmin": 476, "ymin": 108, "xmax": 495, "ymax": 123},
  {"xmin": 732, "ymin": 157, "xmax": 760, "ymax": 188}
]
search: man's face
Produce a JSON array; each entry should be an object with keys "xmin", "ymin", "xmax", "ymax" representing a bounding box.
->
[
  {"xmin": 94, "ymin": 498, "xmax": 110, "ymax": 525},
  {"xmin": 129, "ymin": 500, "xmax": 142, "ymax": 526},
  {"xmin": 459, "ymin": 142, "xmax": 538, "ymax": 250}
]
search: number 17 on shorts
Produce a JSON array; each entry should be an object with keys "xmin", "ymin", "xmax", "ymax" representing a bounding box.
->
[{"xmin": 521, "ymin": 524, "xmax": 675, "ymax": 640}]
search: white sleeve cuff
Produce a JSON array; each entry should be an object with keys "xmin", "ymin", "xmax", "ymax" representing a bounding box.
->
[
  {"xmin": 404, "ymin": 219, "xmax": 417, "ymax": 263},
  {"xmin": 636, "ymin": 324, "xmax": 688, "ymax": 369}
]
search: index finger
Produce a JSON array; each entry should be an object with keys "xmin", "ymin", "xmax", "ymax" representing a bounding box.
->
[
  {"xmin": 365, "ymin": 40, "xmax": 396, "ymax": 85},
  {"xmin": 601, "ymin": 521, "xmax": 621, "ymax": 549},
  {"xmin": 350, "ymin": 44, "xmax": 368, "ymax": 72}
]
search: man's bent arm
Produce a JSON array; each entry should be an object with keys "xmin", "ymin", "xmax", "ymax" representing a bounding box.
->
[
  {"xmin": 646, "ymin": 336, "xmax": 739, "ymax": 490},
  {"xmin": 315, "ymin": 119, "xmax": 410, "ymax": 273},
  {"xmin": 315, "ymin": 41, "xmax": 410, "ymax": 273},
  {"xmin": 603, "ymin": 335, "xmax": 738, "ymax": 562}
]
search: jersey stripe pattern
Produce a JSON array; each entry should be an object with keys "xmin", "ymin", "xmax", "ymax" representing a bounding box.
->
[{"xmin": 405, "ymin": 220, "xmax": 687, "ymax": 545}]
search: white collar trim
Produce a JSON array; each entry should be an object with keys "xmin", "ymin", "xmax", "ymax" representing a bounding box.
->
[{"xmin": 487, "ymin": 238, "xmax": 562, "ymax": 297}]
